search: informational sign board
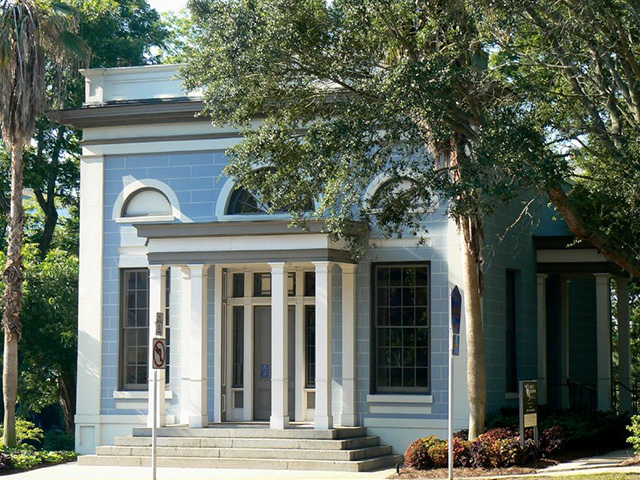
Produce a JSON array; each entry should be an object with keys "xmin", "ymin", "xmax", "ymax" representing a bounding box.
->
[
  {"xmin": 155, "ymin": 312, "xmax": 164, "ymax": 337},
  {"xmin": 261, "ymin": 364, "xmax": 270, "ymax": 378},
  {"xmin": 519, "ymin": 380, "xmax": 539, "ymax": 447},
  {"xmin": 451, "ymin": 286, "xmax": 462, "ymax": 356},
  {"xmin": 152, "ymin": 338, "xmax": 167, "ymax": 370}
]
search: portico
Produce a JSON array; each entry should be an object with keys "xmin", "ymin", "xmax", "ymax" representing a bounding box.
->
[
  {"xmin": 136, "ymin": 220, "xmax": 361, "ymax": 430},
  {"xmin": 534, "ymin": 236, "xmax": 633, "ymax": 413}
]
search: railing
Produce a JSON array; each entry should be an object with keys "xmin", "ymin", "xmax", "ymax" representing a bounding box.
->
[
  {"xmin": 567, "ymin": 381, "xmax": 597, "ymax": 413},
  {"xmin": 613, "ymin": 380, "xmax": 639, "ymax": 415}
]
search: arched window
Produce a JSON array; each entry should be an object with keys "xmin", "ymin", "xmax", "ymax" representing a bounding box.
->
[
  {"xmin": 226, "ymin": 188, "xmax": 269, "ymax": 215},
  {"xmin": 122, "ymin": 188, "xmax": 173, "ymax": 218},
  {"xmin": 225, "ymin": 186, "xmax": 315, "ymax": 216}
]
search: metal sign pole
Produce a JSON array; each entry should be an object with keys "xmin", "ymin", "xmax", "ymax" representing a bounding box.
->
[
  {"xmin": 448, "ymin": 286, "xmax": 461, "ymax": 480},
  {"xmin": 152, "ymin": 367, "xmax": 158, "ymax": 480},
  {"xmin": 448, "ymin": 331, "xmax": 454, "ymax": 480}
]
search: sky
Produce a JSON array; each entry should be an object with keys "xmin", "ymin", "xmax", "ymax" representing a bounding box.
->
[{"xmin": 147, "ymin": 0, "xmax": 188, "ymax": 13}]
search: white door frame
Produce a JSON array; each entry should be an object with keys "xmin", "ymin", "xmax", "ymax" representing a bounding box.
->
[{"xmin": 222, "ymin": 266, "xmax": 316, "ymax": 423}]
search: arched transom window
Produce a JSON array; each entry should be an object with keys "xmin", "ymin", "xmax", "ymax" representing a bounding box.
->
[{"xmin": 122, "ymin": 188, "xmax": 173, "ymax": 218}]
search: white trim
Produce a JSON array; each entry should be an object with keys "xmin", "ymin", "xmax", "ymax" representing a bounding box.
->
[
  {"xmin": 111, "ymin": 178, "xmax": 188, "ymax": 223},
  {"xmin": 113, "ymin": 390, "xmax": 174, "ymax": 400},
  {"xmin": 369, "ymin": 405, "xmax": 432, "ymax": 415},
  {"xmin": 83, "ymin": 138, "xmax": 242, "ymax": 158},
  {"xmin": 115, "ymin": 215, "xmax": 175, "ymax": 224},
  {"xmin": 537, "ymin": 249, "xmax": 606, "ymax": 263},
  {"xmin": 364, "ymin": 417, "xmax": 447, "ymax": 429},
  {"xmin": 366, "ymin": 394, "xmax": 434, "ymax": 404}
]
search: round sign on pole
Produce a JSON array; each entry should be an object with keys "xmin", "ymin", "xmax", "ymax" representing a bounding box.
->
[{"xmin": 152, "ymin": 338, "xmax": 166, "ymax": 370}]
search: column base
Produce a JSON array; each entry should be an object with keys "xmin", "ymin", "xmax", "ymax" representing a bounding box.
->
[
  {"xmin": 188, "ymin": 415, "xmax": 208, "ymax": 428},
  {"xmin": 340, "ymin": 414, "xmax": 357, "ymax": 427},
  {"xmin": 270, "ymin": 415, "xmax": 290, "ymax": 429},
  {"xmin": 315, "ymin": 415, "xmax": 333, "ymax": 430}
]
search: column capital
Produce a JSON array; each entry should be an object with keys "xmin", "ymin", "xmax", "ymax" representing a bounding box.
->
[
  {"xmin": 339, "ymin": 263, "xmax": 357, "ymax": 274},
  {"xmin": 268, "ymin": 262, "xmax": 287, "ymax": 273},
  {"xmin": 149, "ymin": 264, "xmax": 168, "ymax": 277},
  {"xmin": 616, "ymin": 275, "xmax": 630, "ymax": 286},
  {"xmin": 312, "ymin": 261, "xmax": 333, "ymax": 273},
  {"xmin": 186, "ymin": 264, "xmax": 208, "ymax": 278},
  {"xmin": 594, "ymin": 273, "xmax": 611, "ymax": 284},
  {"xmin": 536, "ymin": 273, "xmax": 548, "ymax": 280}
]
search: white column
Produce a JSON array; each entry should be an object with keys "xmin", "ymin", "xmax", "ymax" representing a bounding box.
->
[
  {"xmin": 187, "ymin": 264, "xmax": 208, "ymax": 427},
  {"xmin": 179, "ymin": 267, "xmax": 191, "ymax": 425},
  {"xmin": 340, "ymin": 264, "xmax": 357, "ymax": 427},
  {"xmin": 147, "ymin": 265, "xmax": 167, "ymax": 428},
  {"xmin": 618, "ymin": 277, "xmax": 632, "ymax": 413},
  {"xmin": 75, "ymin": 155, "xmax": 104, "ymax": 454},
  {"xmin": 243, "ymin": 272, "xmax": 254, "ymax": 421},
  {"xmin": 595, "ymin": 273, "xmax": 612, "ymax": 411},
  {"xmin": 313, "ymin": 261, "xmax": 333, "ymax": 430},
  {"xmin": 294, "ymin": 269, "xmax": 305, "ymax": 422},
  {"xmin": 537, "ymin": 274, "xmax": 548, "ymax": 405},
  {"xmin": 213, "ymin": 265, "xmax": 223, "ymax": 423},
  {"xmin": 560, "ymin": 279, "xmax": 571, "ymax": 409},
  {"xmin": 269, "ymin": 262, "xmax": 290, "ymax": 429}
]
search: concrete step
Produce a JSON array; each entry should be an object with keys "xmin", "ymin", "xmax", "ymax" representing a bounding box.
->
[
  {"xmin": 114, "ymin": 434, "xmax": 381, "ymax": 450},
  {"xmin": 78, "ymin": 453, "xmax": 404, "ymax": 472},
  {"xmin": 96, "ymin": 444, "xmax": 392, "ymax": 461},
  {"xmin": 132, "ymin": 426, "xmax": 367, "ymax": 440}
]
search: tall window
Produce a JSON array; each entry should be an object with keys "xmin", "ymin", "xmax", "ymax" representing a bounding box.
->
[
  {"xmin": 120, "ymin": 268, "xmax": 171, "ymax": 390},
  {"xmin": 305, "ymin": 305, "xmax": 316, "ymax": 388},
  {"xmin": 232, "ymin": 306, "xmax": 244, "ymax": 388},
  {"xmin": 121, "ymin": 269, "xmax": 149, "ymax": 390},
  {"xmin": 505, "ymin": 269, "xmax": 518, "ymax": 393},
  {"xmin": 374, "ymin": 264, "xmax": 430, "ymax": 393}
]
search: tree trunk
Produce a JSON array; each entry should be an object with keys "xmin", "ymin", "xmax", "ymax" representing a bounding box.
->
[
  {"xmin": 2, "ymin": 140, "xmax": 25, "ymax": 449},
  {"xmin": 461, "ymin": 216, "xmax": 486, "ymax": 440},
  {"xmin": 58, "ymin": 371, "xmax": 76, "ymax": 436}
]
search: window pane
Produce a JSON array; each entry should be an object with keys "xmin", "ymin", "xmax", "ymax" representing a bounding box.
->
[
  {"xmin": 305, "ymin": 305, "xmax": 316, "ymax": 388},
  {"xmin": 254, "ymin": 273, "xmax": 271, "ymax": 297},
  {"xmin": 121, "ymin": 269, "xmax": 150, "ymax": 390},
  {"xmin": 232, "ymin": 273, "xmax": 244, "ymax": 298},
  {"xmin": 374, "ymin": 264, "xmax": 430, "ymax": 393},
  {"xmin": 288, "ymin": 272, "xmax": 296, "ymax": 296},
  {"xmin": 233, "ymin": 306, "xmax": 244, "ymax": 388},
  {"xmin": 304, "ymin": 272, "xmax": 316, "ymax": 297}
]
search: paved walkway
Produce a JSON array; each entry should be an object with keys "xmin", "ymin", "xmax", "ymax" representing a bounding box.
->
[
  {"xmin": 540, "ymin": 448, "xmax": 636, "ymax": 473},
  {"xmin": 5, "ymin": 450, "xmax": 640, "ymax": 479},
  {"xmin": 5, "ymin": 463, "xmax": 396, "ymax": 479}
]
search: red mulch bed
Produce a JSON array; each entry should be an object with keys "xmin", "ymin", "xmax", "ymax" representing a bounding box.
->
[{"xmin": 389, "ymin": 449, "xmax": 627, "ymax": 478}]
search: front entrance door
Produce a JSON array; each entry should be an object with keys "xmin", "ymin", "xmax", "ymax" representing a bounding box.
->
[
  {"xmin": 253, "ymin": 306, "xmax": 271, "ymax": 420},
  {"xmin": 252, "ymin": 305, "xmax": 296, "ymax": 421}
]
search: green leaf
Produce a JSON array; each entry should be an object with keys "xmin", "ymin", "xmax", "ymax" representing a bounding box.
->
[
  {"xmin": 56, "ymin": 30, "xmax": 89, "ymax": 59},
  {"xmin": 51, "ymin": 2, "xmax": 74, "ymax": 16}
]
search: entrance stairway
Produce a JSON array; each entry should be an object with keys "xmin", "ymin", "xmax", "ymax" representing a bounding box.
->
[{"xmin": 78, "ymin": 425, "xmax": 403, "ymax": 472}]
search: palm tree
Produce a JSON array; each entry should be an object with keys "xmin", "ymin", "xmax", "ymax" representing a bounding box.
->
[{"xmin": 0, "ymin": 0, "xmax": 86, "ymax": 447}]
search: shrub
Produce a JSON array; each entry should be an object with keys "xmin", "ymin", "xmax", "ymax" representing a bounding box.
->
[
  {"xmin": 453, "ymin": 437, "xmax": 472, "ymax": 467},
  {"xmin": 428, "ymin": 440, "xmax": 448, "ymax": 468},
  {"xmin": 43, "ymin": 430, "xmax": 75, "ymax": 451},
  {"xmin": 627, "ymin": 415, "xmax": 640, "ymax": 453},
  {"xmin": 405, "ymin": 438, "xmax": 432, "ymax": 470},
  {"xmin": 540, "ymin": 425, "xmax": 564, "ymax": 456},
  {"xmin": 0, "ymin": 419, "xmax": 44, "ymax": 449}
]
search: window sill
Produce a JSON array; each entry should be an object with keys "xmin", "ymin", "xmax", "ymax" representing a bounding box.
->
[
  {"xmin": 113, "ymin": 389, "xmax": 174, "ymax": 400},
  {"xmin": 115, "ymin": 215, "xmax": 175, "ymax": 224},
  {"xmin": 367, "ymin": 394, "xmax": 433, "ymax": 404},
  {"xmin": 505, "ymin": 392, "xmax": 519, "ymax": 400}
]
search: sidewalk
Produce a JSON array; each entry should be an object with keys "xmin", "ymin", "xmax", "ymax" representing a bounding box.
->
[
  {"xmin": 5, "ymin": 450, "xmax": 640, "ymax": 479},
  {"xmin": 4, "ymin": 463, "xmax": 396, "ymax": 479}
]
